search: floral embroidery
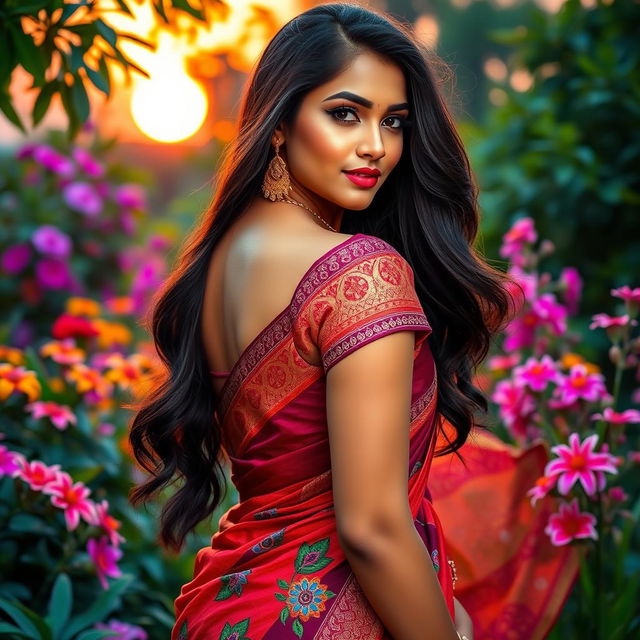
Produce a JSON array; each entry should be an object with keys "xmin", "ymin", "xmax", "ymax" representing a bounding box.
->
[
  {"xmin": 431, "ymin": 549, "xmax": 440, "ymax": 573},
  {"xmin": 254, "ymin": 507, "xmax": 279, "ymax": 519},
  {"xmin": 251, "ymin": 527, "xmax": 285, "ymax": 554},
  {"xmin": 274, "ymin": 537, "xmax": 336, "ymax": 638},
  {"xmin": 215, "ymin": 569, "xmax": 252, "ymax": 600},
  {"xmin": 410, "ymin": 460, "xmax": 423, "ymax": 477},
  {"xmin": 219, "ymin": 617, "xmax": 251, "ymax": 640},
  {"xmin": 178, "ymin": 620, "xmax": 188, "ymax": 640}
]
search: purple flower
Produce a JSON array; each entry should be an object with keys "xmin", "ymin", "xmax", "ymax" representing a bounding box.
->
[
  {"xmin": 16, "ymin": 143, "xmax": 38, "ymax": 159},
  {"xmin": 63, "ymin": 182, "xmax": 103, "ymax": 217},
  {"xmin": 35, "ymin": 258, "xmax": 71, "ymax": 289},
  {"xmin": 32, "ymin": 145, "xmax": 75, "ymax": 177},
  {"xmin": 94, "ymin": 619, "xmax": 147, "ymax": 640},
  {"xmin": 114, "ymin": 184, "xmax": 146, "ymax": 210},
  {"xmin": 32, "ymin": 225, "xmax": 72, "ymax": 258},
  {"xmin": 1, "ymin": 244, "xmax": 31, "ymax": 274},
  {"xmin": 72, "ymin": 147, "xmax": 105, "ymax": 178}
]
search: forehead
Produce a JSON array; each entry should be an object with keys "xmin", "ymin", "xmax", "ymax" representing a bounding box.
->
[{"xmin": 305, "ymin": 51, "xmax": 407, "ymax": 106}]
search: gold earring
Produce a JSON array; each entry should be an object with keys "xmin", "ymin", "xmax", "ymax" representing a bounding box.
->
[{"xmin": 261, "ymin": 138, "xmax": 291, "ymax": 201}]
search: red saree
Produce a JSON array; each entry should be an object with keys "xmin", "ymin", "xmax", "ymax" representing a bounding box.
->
[{"xmin": 172, "ymin": 233, "xmax": 455, "ymax": 640}]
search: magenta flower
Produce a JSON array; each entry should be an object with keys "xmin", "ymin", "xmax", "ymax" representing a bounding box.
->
[
  {"xmin": 42, "ymin": 471, "xmax": 97, "ymax": 530},
  {"xmin": 32, "ymin": 145, "xmax": 75, "ymax": 176},
  {"xmin": 500, "ymin": 217, "xmax": 537, "ymax": 259},
  {"xmin": 591, "ymin": 407, "xmax": 640, "ymax": 424},
  {"xmin": 589, "ymin": 313, "xmax": 636, "ymax": 330},
  {"xmin": 553, "ymin": 364, "xmax": 607, "ymax": 405},
  {"xmin": 87, "ymin": 537, "xmax": 123, "ymax": 589},
  {"xmin": 114, "ymin": 184, "xmax": 146, "ymax": 210},
  {"xmin": 491, "ymin": 378, "xmax": 537, "ymax": 440},
  {"xmin": 35, "ymin": 258, "xmax": 72, "ymax": 289},
  {"xmin": 94, "ymin": 619, "xmax": 147, "ymax": 640},
  {"xmin": 32, "ymin": 225, "xmax": 72, "ymax": 258},
  {"xmin": 545, "ymin": 433, "xmax": 618, "ymax": 496},
  {"xmin": 488, "ymin": 353, "xmax": 521, "ymax": 371},
  {"xmin": 527, "ymin": 474, "xmax": 557, "ymax": 506},
  {"xmin": 25, "ymin": 401, "xmax": 77, "ymax": 430},
  {"xmin": 508, "ymin": 264, "xmax": 538, "ymax": 301},
  {"xmin": 93, "ymin": 499, "xmax": 126, "ymax": 547},
  {"xmin": 544, "ymin": 498, "xmax": 597, "ymax": 546},
  {"xmin": 611, "ymin": 285, "xmax": 640, "ymax": 304},
  {"xmin": 513, "ymin": 355, "xmax": 561, "ymax": 392},
  {"xmin": 558, "ymin": 267, "xmax": 582, "ymax": 315},
  {"xmin": 62, "ymin": 181, "xmax": 103, "ymax": 217},
  {"xmin": 1, "ymin": 244, "xmax": 31, "ymax": 274},
  {"xmin": 504, "ymin": 312, "xmax": 540, "ymax": 351},
  {"xmin": 17, "ymin": 459, "xmax": 61, "ymax": 491},
  {"xmin": 72, "ymin": 147, "xmax": 105, "ymax": 178},
  {"xmin": 532, "ymin": 293, "xmax": 568, "ymax": 335},
  {"xmin": 608, "ymin": 487, "xmax": 628, "ymax": 503},
  {"xmin": 0, "ymin": 445, "xmax": 23, "ymax": 477}
]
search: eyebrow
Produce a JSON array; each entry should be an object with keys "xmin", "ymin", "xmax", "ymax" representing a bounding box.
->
[{"xmin": 321, "ymin": 91, "xmax": 409, "ymax": 112}]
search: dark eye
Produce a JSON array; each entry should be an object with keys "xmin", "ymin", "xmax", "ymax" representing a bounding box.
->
[
  {"xmin": 327, "ymin": 106, "xmax": 359, "ymax": 123},
  {"xmin": 384, "ymin": 115, "xmax": 407, "ymax": 129}
]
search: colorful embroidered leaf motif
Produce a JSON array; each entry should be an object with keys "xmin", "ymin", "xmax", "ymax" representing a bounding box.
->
[
  {"xmin": 410, "ymin": 460, "xmax": 423, "ymax": 478},
  {"xmin": 251, "ymin": 527, "xmax": 286, "ymax": 555},
  {"xmin": 273, "ymin": 537, "xmax": 336, "ymax": 638},
  {"xmin": 178, "ymin": 620, "xmax": 188, "ymax": 640},
  {"xmin": 431, "ymin": 549, "xmax": 440, "ymax": 573},
  {"xmin": 215, "ymin": 569, "xmax": 252, "ymax": 600},
  {"xmin": 294, "ymin": 537, "xmax": 333, "ymax": 574},
  {"xmin": 219, "ymin": 617, "xmax": 251, "ymax": 640}
]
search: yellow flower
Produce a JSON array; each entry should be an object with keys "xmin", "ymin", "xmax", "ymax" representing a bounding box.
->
[
  {"xmin": 65, "ymin": 297, "xmax": 102, "ymax": 317},
  {"xmin": 0, "ymin": 364, "xmax": 41, "ymax": 402},
  {"xmin": 560, "ymin": 352, "xmax": 600, "ymax": 374},
  {"xmin": 65, "ymin": 363, "xmax": 113, "ymax": 398},
  {"xmin": 92, "ymin": 319, "xmax": 133, "ymax": 349},
  {"xmin": 0, "ymin": 345, "xmax": 25, "ymax": 366},
  {"xmin": 103, "ymin": 353, "xmax": 152, "ymax": 391},
  {"xmin": 40, "ymin": 339, "xmax": 86, "ymax": 365}
]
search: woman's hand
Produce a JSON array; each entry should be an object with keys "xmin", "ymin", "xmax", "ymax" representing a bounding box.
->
[{"xmin": 453, "ymin": 597, "xmax": 474, "ymax": 640}]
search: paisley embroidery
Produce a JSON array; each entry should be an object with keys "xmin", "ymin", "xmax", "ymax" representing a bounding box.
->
[
  {"xmin": 219, "ymin": 617, "xmax": 251, "ymax": 640},
  {"xmin": 215, "ymin": 569, "xmax": 252, "ymax": 600},
  {"xmin": 431, "ymin": 549, "xmax": 440, "ymax": 573},
  {"xmin": 274, "ymin": 537, "xmax": 336, "ymax": 638},
  {"xmin": 251, "ymin": 527, "xmax": 285, "ymax": 554},
  {"xmin": 254, "ymin": 507, "xmax": 279, "ymax": 520}
]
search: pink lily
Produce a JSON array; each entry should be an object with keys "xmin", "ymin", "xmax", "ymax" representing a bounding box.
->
[
  {"xmin": 544, "ymin": 498, "xmax": 597, "ymax": 546},
  {"xmin": 87, "ymin": 537, "xmax": 123, "ymax": 589},
  {"xmin": 42, "ymin": 471, "xmax": 97, "ymax": 530},
  {"xmin": 591, "ymin": 408, "xmax": 640, "ymax": 424}
]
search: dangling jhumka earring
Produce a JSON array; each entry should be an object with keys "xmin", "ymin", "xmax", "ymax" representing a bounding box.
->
[{"xmin": 260, "ymin": 138, "xmax": 337, "ymax": 232}]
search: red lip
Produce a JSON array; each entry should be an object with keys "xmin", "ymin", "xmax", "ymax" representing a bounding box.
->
[{"xmin": 343, "ymin": 167, "xmax": 381, "ymax": 176}]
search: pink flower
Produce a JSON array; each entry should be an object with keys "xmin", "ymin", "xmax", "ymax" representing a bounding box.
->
[
  {"xmin": 491, "ymin": 378, "xmax": 537, "ymax": 440},
  {"xmin": 148, "ymin": 234, "xmax": 172, "ymax": 251},
  {"xmin": 544, "ymin": 498, "xmax": 597, "ymax": 546},
  {"xmin": 0, "ymin": 445, "xmax": 23, "ymax": 477},
  {"xmin": 62, "ymin": 181, "xmax": 103, "ymax": 217},
  {"xmin": 94, "ymin": 500, "xmax": 126, "ymax": 547},
  {"xmin": 527, "ymin": 474, "xmax": 557, "ymax": 506},
  {"xmin": 507, "ymin": 265, "xmax": 538, "ymax": 301},
  {"xmin": 35, "ymin": 258, "xmax": 72, "ymax": 290},
  {"xmin": 114, "ymin": 184, "xmax": 146, "ymax": 210},
  {"xmin": 504, "ymin": 312, "xmax": 539, "ymax": 351},
  {"xmin": 94, "ymin": 619, "xmax": 147, "ymax": 640},
  {"xmin": 545, "ymin": 433, "xmax": 618, "ymax": 496},
  {"xmin": 608, "ymin": 487, "xmax": 628, "ymax": 503},
  {"xmin": 589, "ymin": 313, "xmax": 636, "ymax": 330},
  {"xmin": 25, "ymin": 401, "xmax": 77, "ymax": 430},
  {"xmin": 513, "ymin": 355, "xmax": 561, "ymax": 392},
  {"xmin": 16, "ymin": 459, "xmax": 61, "ymax": 491},
  {"xmin": 558, "ymin": 267, "xmax": 582, "ymax": 315},
  {"xmin": 1, "ymin": 244, "xmax": 31, "ymax": 274},
  {"xmin": 72, "ymin": 147, "xmax": 105, "ymax": 178},
  {"xmin": 487, "ymin": 353, "xmax": 521, "ymax": 371},
  {"xmin": 611, "ymin": 285, "xmax": 640, "ymax": 304},
  {"xmin": 32, "ymin": 145, "xmax": 75, "ymax": 176},
  {"xmin": 591, "ymin": 408, "xmax": 640, "ymax": 424},
  {"xmin": 532, "ymin": 294, "xmax": 568, "ymax": 335},
  {"xmin": 553, "ymin": 364, "xmax": 607, "ymax": 405},
  {"xmin": 42, "ymin": 471, "xmax": 97, "ymax": 530},
  {"xmin": 500, "ymin": 217, "xmax": 537, "ymax": 259},
  {"xmin": 32, "ymin": 225, "xmax": 72, "ymax": 258},
  {"xmin": 87, "ymin": 537, "xmax": 123, "ymax": 589}
]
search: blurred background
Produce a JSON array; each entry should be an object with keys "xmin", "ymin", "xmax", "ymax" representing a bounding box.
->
[{"xmin": 0, "ymin": 1, "xmax": 638, "ymax": 639}]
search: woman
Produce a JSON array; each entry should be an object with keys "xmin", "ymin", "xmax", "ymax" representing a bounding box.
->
[{"xmin": 129, "ymin": 3, "xmax": 514, "ymax": 639}]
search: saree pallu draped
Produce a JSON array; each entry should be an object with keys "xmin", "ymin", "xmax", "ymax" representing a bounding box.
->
[{"xmin": 172, "ymin": 234, "xmax": 455, "ymax": 640}]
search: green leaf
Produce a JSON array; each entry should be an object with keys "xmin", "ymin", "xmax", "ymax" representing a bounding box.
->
[
  {"xmin": 74, "ymin": 631, "xmax": 115, "ymax": 640},
  {"xmin": 71, "ymin": 76, "xmax": 90, "ymax": 123},
  {"xmin": 9, "ymin": 27, "xmax": 47, "ymax": 85},
  {"xmin": 114, "ymin": 0, "xmax": 134, "ymax": 16},
  {"xmin": 60, "ymin": 2, "xmax": 92, "ymax": 24},
  {"xmin": 33, "ymin": 82, "xmax": 58, "ymax": 127},
  {"xmin": 59, "ymin": 83, "xmax": 81, "ymax": 140},
  {"xmin": 59, "ymin": 575, "xmax": 133, "ymax": 640},
  {"xmin": 95, "ymin": 19, "xmax": 117, "ymax": 48},
  {"xmin": 0, "ymin": 622, "xmax": 32, "ymax": 638},
  {"xmin": 84, "ymin": 63, "xmax": 109, "ymax": 95},
  {"xmin": 45, "ymin": 574, "xmax": 72, "ymax": 640},
  {"xmin": 7, "ymin": 1, "xmax": 50, "ymax": 17},
  {"xmin": 0, "ymin": 91, "xmax": 26, "ymax": 133},
  {"xmin": 0, "ymin": 597, "xmax": 51, "ymax": 640},
  {"xmin": 170, "ymin": 0, "xmax": 206, "ymax": 22}
]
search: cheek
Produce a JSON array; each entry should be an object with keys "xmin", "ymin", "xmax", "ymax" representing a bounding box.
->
[{"xmin": 289, "ymin": 113, "xmax": 349, "ymax": 173}]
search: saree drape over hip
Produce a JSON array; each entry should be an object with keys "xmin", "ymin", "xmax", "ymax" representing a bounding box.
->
[{"xmin": 172, "ymin": 233, "xmax": 455, "ymax": 639}]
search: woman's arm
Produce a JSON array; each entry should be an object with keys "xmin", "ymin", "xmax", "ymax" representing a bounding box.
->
[{"xmin": 326, "ymin": 330, "xmax": 458, "ymax": 640}]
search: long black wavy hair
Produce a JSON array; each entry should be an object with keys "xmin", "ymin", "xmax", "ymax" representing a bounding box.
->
[{"xmin": 128, "ymin": 1, "xmax": 517, "ymax": 552}]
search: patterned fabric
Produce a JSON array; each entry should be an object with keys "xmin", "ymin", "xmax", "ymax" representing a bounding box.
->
[{"xmin": 172, "ymin": 233, "xmax": 454, "ymax": 639}]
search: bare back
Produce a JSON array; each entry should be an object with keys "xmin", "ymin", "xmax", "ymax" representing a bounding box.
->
[{"xmin": 201, "ymin": 199, "xmax": 353, "ymax": 395}]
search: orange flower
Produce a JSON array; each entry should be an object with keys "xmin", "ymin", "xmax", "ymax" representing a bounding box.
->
[
  {"xmin": 65, "ymin": 363, "xmax": 113, "ymax": 398},
  {"xmin": 0, "ymin": 364, "xmax": 41, "ymax": 402},
  {"xmin": 103, "ymin": 353, "xmax": 153, "ymax": 391},
  {"xmin": 40, "ymin": 338, "xmax": 86, "ymax": 365},
  {"xmin": 92, "ymin": 319, "xmax": 133, "ymax": 349},
  {"xmin": 104, "ymin": 296, "xmax": 135, "ymax": 315},
  {"xmin": 560, "ymin": 352, "xmax": 600, "ymax": 374},
  {"xmin": 0, "ymin": 345, "xmax": 26, "ymax": 366},
  {"xmin": 65, "ymin": 297, "xmax": 102, "ymax": 317}
]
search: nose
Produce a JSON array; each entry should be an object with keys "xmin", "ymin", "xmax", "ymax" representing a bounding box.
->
[{"xmin": 357, "ymin": 122, "xmax": 386, "ymax": 160}]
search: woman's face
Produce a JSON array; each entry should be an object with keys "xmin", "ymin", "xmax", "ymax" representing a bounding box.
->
[{"xmin": 276, "ymin": 50, "xmax": 409, "ymax": 225}]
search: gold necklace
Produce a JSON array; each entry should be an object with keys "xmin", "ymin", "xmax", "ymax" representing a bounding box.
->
[{"xmin": 281, "ymin": 196, "xmax": 337, "ymax": 233}]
